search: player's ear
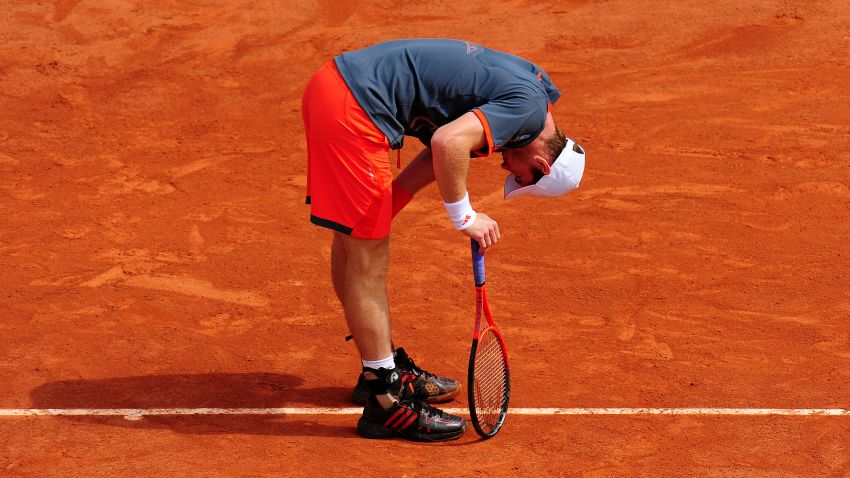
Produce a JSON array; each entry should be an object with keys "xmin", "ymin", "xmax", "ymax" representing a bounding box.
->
[{"xmin": 534, "ymin": 155, "xmax": 551, "ymax": 175}]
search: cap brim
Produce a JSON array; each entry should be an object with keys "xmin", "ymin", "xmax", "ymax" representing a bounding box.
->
[{"xmin": 504, "ymin": 174, "xmax": 535, "ymax": 199}]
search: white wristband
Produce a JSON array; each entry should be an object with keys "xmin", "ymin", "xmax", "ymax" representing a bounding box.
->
[{"xmin": 443, "ymin": 192, "xmax": 477, "ymax": 230}]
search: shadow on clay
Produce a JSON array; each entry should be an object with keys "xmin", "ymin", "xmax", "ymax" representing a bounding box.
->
[{"xmin": 29, "ymin": 373, "xmax": 357, "ymax": 438}]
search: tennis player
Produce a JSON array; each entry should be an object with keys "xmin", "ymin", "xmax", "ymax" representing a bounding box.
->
[{"xmin": 302, "ymin": 39, "xmax": 585, "ymax": 441}]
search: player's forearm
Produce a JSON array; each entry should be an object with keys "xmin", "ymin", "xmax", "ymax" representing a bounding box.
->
[
  {"xmin": 429, "ymin": 110, "xmax": 486, "ymax": 203},
  {"xmin": 431, "ymin": 137, "xmax": 470, "ymax": 203}
]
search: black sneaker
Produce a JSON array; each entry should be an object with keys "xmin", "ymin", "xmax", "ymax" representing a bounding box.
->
[
  {"xmin": 351, "ymin": 347, "xmax": 461, "ymax": 406},
  {"xmin": 356, "ymin": 370, "xmax": 466, "ymax": 441}
]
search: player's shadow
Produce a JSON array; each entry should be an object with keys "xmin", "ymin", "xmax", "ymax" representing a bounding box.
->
[{"xmin": 29, "ymin": 373, "xmax": 357, "ymax": 438}]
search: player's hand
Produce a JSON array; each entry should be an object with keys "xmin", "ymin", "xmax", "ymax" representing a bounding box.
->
[{"xmin": 462, "ymin": 212, "xmax": 500, "ymax": 252}]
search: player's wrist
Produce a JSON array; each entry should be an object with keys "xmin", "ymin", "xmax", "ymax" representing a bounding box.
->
[{"xmin": 443, "ymin": 192, "xmax": 477, "ymax": 230}]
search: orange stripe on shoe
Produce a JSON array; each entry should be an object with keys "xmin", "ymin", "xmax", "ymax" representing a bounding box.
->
[
  {"xmin": 383, "ymin": 407, "xmax": 407, "ymax": 427},
  {"xmin": 399, "ymin": 413, "xmax": 418, "ymax": 431},
  {"xmin": 390, "ymin": 409, "xmax": 413, "ymax": 429},
  {"xmin": 472, "ymin": 109, "xmax": 495, "ymax": 157}
]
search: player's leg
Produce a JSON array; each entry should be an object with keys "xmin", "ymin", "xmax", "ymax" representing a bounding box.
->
[
  {"xmin": 392, "ymin": 148, "xmax": 435, "ymax": 217},
  {"xmin": 335, "ymin": 232, "xmax": 392, "ymax": 362},
  {"xmin": 330, "ymin": 224, "xmax": 465, "ymax": 440},
  {"xmin": 351, "ymin": 147, "xmax": 462, "ymax": 407},
  {"xmin": 303, "ymin": 58, "xmax": 393, "ymax": 360},
  {"xmin": 337, "ymin": 147, "xmax": 433, "ymax": 302},
  {"xmin": 333, "ymin": 233, "xmax": 395, "ymax": 351},
  {"xmin": 330, "ymin": 232, "xmax": 346, "ymax": 306},
  {"xmin": 396, "ymin": 148, "xmax": 436, "ymax": 194},
  {"xmin": 338, "ymin": 148, "xmax": 434, "ymax": 304}
]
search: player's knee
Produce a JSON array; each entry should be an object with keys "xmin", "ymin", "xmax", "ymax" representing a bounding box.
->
[{"xmin": 343, "ymin": 236, "xmax": 389, "ymax": 276}]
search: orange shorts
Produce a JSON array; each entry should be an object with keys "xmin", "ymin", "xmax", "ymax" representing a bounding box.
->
[{"xmin": 302, "ymin": 61, "xmax": 393, "ymax": 239}]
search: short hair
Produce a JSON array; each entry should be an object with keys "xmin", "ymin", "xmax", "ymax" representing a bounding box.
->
[
  {"xmin": 531, "ymin": 127, "xmax": 567, "ymax": 184},
  {"xmin": 544, "ymin": 126, "xmax": 567, "ymax": 164}
]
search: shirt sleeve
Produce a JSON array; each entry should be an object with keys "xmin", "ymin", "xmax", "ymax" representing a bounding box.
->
[{"xmin": 471, "ymin": 93, "xmax": 548, "ymax": 157}]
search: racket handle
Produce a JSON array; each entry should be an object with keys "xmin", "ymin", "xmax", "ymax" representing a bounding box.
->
[{"xmin": 471, "ymin": 239, "xmax": 486, "ymax": 286}]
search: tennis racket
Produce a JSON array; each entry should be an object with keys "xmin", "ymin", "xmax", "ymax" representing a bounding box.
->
[{"xmin": 467, "ymin": 239, "xmax": 510, "ymax": 438}]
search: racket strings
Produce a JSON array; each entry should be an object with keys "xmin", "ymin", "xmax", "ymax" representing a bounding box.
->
[{"xmin": 473, "ymin": 329, "xmax": 508, "ymax": 431}]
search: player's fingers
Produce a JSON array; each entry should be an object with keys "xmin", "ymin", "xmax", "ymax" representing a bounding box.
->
[{"xmin": 488, "ymin": 228, "xmax": 498, "ymax": 246}]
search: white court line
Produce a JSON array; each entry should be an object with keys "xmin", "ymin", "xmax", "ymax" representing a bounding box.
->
[{"xmin": 2, "ymin": 408, "xmax": 850, "ymax": 420}]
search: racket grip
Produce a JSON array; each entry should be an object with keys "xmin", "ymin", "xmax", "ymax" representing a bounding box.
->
[{"xmin": 471, "ymin": 239, "xmax": 486, "ymax": 286}]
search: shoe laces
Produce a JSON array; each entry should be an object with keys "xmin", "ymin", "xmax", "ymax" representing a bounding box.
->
[
  {"xmin": 412, "ymin": 399, "xmax": 448, "ymax": 420},
  {"xmin": 407, "ymin": 392, "xmax": 448, "ymax": 420},
  {"xmin": 395, "ymin": 348, "xmax": 437, "ymax": 380},
  {"xmin": 394, "ymin": 379, "xmax": 447, "ymax": 419}
]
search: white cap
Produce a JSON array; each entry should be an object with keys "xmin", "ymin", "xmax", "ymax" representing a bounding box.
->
[{"xmin": 504, "ymin": 138, "xmax": 586, "ymax": 200}]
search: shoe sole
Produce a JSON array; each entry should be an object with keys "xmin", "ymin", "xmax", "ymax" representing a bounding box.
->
[
  {"xmin": 424, "ymin": 389, "xmax": 461, "ymax": 404},
  {"xmin": 356, "ymin": 417, "xmax": 466, "ymax": 442}
]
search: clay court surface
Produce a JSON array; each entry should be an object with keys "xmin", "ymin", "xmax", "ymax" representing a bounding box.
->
[{"xmin": 2, "ymin": 0, "xmax": 850, "ymax": 476}]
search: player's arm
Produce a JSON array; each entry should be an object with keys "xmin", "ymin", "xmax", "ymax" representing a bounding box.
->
[
  {"xmin": 430, "ymin": 112, "xmax": 500, "ymax": 249},
  {"xmin": 395, "ymin": 112, "xmax": 487, "ymax": 205},
  {"xmin": 430, "ymin": 112, "xmax": 484, "ymax": 202}
]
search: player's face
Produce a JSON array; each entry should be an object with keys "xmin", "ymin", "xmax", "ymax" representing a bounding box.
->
[{"xmin": 500, "ymin": 142, "xmax": 546, "ymax": 187}]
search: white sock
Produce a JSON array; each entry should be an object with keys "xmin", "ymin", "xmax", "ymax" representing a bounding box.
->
[{"xmin": 362, "ymin": 354, "xmax": 395, "ymax": 370}]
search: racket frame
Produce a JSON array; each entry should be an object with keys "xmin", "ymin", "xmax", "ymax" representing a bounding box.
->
[{"xmin": 467, "ymin": 240, "xmax": 511, "ymax": 438}]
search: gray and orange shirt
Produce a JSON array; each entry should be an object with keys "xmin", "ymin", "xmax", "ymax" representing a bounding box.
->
[{"xmin": 333, "ymin": 39, "xmax": 561, "ymax": 156}]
